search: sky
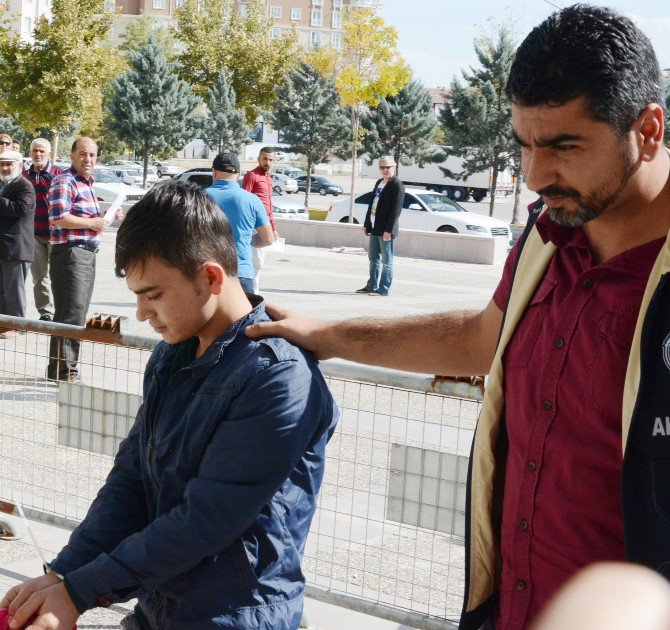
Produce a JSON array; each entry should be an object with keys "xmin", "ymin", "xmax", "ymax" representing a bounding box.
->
[{"xmin": 377, "ymin": 1, "xmax": 670, "ymax": 89}]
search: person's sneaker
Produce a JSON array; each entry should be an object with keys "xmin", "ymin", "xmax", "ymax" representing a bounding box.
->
[
  {"xmin": 355, "ymin": 287, "xmax": 372, "ymax": 293},
  {"xmin": 39, "ymin": 314, "xmax": 53, "ymax": 321},
  {"xmin": 369, "ymin": 290, "xmax": 388, "ymax": 296}
]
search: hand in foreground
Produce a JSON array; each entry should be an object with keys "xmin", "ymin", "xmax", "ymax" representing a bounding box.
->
[
  {"xmin": 1, "ymin": 577, "xmax": 79, "ymax": 629},
  {"xmin": 89, "ymin": 217, "xmax": 106, "ymax": 232},
  {"xmin": 383, "ymin": 231, "xmax": 392, "ymax": 242},
  {"xmin": 245, "ymin": 304, "xmax": 332, "ymax": 359}
]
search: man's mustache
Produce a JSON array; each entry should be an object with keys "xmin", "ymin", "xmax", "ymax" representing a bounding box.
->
[{"xmin": 537, "ymin": 186, "xmax": 581, "ymax": 199}]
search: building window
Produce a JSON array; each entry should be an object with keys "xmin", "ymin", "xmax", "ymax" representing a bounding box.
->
[
  {"xmin": 333, "ymin": 0, "xmax": 343, "ymax": 6},
  {"xmin": 291, "ymin": 7, "xmax": 301, "ymax": 19},
  {"xmin": 310, "ymin": 31, "xmax": 321, "ymax": 48},
  {"xmin": 176, "ymin": 0, "xmax": 185, "ymax": 6},
  {"xmin": 23, "ymin": 16, "xmax": 32, "ymax": 32},
  {"xmin": 270, "ymin": 27, "xmax": 282, "ymax": 38},
  {"xmin": 239, "ymin": 3, "xmax": 248, "ymax": 16},
  {"xmin": 331, "ymin": 11, "xmax": 341, "ymax": 28},
  {"xmin": 311, "ymin": 9, "xmax": 322, "ymax": 26},
  {"xmin": 152, "ymin": 0, "xmax": 166, "ymax": 8},
  {"xmin": 270, "ymin": 5, "xmax": 281, "ymax": 18},
  {"xmin": 331, "ymin": 32, "xmax": 341, "ymax": 49},
  {"xmin": 313, "ymin": 0, "xmax": 323, "ymax": 5}
]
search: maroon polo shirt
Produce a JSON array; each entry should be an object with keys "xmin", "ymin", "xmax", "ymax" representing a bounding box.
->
[{"xmin": 492, "ymin": 213, "xmax": 664, "ymax": 629}]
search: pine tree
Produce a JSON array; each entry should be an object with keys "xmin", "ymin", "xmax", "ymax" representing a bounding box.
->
[
  {"xmin": 439, "ymin": 28, "xmax": 517, "ymax": 217},
  {"xmin": 105, "ymin": 38, "xmax": 202, "ymax": 186},
  {"xmin": 269, "ymin": 62, "xmax": 350, "ymax": 209},
  {"xmin": 201, "ymin": 71, "xmax": 250, "ymax": 155},
  {"xmin": 361, "ymin": 78, "xmax": 440, "ymax": 174}
]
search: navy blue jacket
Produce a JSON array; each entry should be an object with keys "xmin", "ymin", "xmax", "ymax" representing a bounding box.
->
[{"xmin": 51, "ymin": 299, "xmax": 339, "ymax": 629}]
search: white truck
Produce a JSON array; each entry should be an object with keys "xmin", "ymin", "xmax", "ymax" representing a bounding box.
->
[{"xmin": 362, "ymin": 152, "xmax": 490, "ymax": 202}]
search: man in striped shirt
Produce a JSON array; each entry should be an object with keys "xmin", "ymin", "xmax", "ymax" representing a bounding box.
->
[
  {"xmin": 24, "ymin": 138, "xmax": 62, "ymax": 321},
  {"xmin": 47, "ymin": 137, "xmax": 117, "ymax": 382}
]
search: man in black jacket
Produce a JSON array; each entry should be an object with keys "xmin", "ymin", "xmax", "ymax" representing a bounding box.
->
[
  {"xmin": 0, "ymin": 150, "xmax": 36, "ymax": 338},
  {"xmin": 357, "ymin": 156, "xmax": 405, "ymax": 296}
]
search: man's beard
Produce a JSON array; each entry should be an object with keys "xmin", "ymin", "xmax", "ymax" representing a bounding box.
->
[
  {"xmin": 0, "ymin": 170, "xmax": 18, "ymax": 183},
  {"xmin": 542, "ymin": 150, "xmax": 637, "ymax": 228}
]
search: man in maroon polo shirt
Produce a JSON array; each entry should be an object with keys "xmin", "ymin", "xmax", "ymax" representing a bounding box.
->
[
  {"xmin": 242, "ymin": 147, "xmax": 277, "ymax": 292},
  {"xmin": 246, "ymin": 6, "xmax": 670, "ymax": 629}
]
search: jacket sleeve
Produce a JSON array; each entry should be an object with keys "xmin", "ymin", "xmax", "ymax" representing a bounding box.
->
[
  {"xmin": 50, "ymin": 416, "xmax": 149, "ymax": 584},
  {"xmin": 383, "ymin": 178, "xmax": 405, "ymax": 234},
  {"xmin": 363, "ymin": 178, "xmax": 382, "ymax": 230},
  {"xmin": 61, "ymin": 355, "xmax": 336, "ymax": 608},
  {"xmin": 0, "ymin": 179, "xmax": 36, "ymax": 218}
]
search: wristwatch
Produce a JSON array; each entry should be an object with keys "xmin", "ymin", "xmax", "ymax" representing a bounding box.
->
[{"xmin": 43, "ymin": 562, "xmax": 65, "ymax": 581}]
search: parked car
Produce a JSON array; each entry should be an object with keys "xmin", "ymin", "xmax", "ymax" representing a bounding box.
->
[
  {"xmin": 92, "ymin": 168, "xmax": 147, "ymax": 203},
  {"xmin": 295, "ymin": 175, "xmax": 343, "ymax": 196},
  {"xmin": 326, "ymin": 188, "xmax": 512, "ymax": 246},
  {"xmin": 108, "ymin": 159, "xmax": 141, "ymax": 168},
  {"xmin": 272, "ymin": 166, "xmax": 307, "ymax": 180},
  {"xmin": 271, "ymin": 173, "xmax": 298, "ymax": 194},
  {"xmin": 152, "ymin": 161, "xmax": 181, "ymax": 178},
  {"xmin": 175, "ymin": 170, "xmax": 307, "ymax": 219},
  {"xmin": 111, "ymin": 166, "xmax": 158, "ymax": 187}
]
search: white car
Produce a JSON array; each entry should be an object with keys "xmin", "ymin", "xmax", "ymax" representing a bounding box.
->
[
  {"xmin": 111, "ymin": 166, "xmax": 158, "ymax": 187},
  {"xmin": 92, "ymin": 168, "xmax": 147, "ymax": 203},
  {"xmin": 271, "ymin": 173, "xmax": 298, "ymax": 194},
  {"xmin": 152, "ymin": 161, "xmax": 181, "ymax": 178},
  {"xmin": 326, "ymin": 187, "xmax": 512, "ymax": 245},
  {"xmin": 272, "ymin": 166, "xmax": 306, "ymax": 180}
]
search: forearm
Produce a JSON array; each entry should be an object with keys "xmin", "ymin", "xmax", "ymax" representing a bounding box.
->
[
  {"xmin": 319, "ymin": 307, "xmax": 500, "ymax": 375},
  {"xmin": 52, "ymin": 215, "xmax": 99, "ymax": 230}
]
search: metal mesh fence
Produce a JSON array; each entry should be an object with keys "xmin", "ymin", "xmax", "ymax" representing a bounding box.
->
[{"xmin": 0, "ymin": 319, "xmax": 481, "ymax": 627}]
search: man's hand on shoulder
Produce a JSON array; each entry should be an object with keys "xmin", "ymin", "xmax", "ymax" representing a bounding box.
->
[
  {"xmin": 245, "ymin": 304, "xmax": 333, "ymax": 359},
  {"xmin": 1, "ymin": 575, "xmax": 79, "ymax": 629}
]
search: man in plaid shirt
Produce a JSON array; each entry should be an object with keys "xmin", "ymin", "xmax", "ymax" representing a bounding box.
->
[
  {"xmin": 47, "ymin": 137, "xmax": 119, "ymax": 382},
  {"xmin": 23, "ymin": 138, "xmax": 62, "ymax": 321}
]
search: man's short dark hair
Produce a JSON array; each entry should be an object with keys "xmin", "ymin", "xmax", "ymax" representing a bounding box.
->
[
  {"xmin": 506, "ymin": 4, "xmax": 665, "ymax": 135},
  {"xmin": 115, "ymin": 180, "xmax": 238, "ymax": 279},
  {"xmin": 259, "ymin": 146, "xmax": 275, "ymax": 155}
]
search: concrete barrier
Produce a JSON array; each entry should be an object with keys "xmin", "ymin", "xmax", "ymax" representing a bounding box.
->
[{"xmin": 275, "ymin": 218, "xmax": 508, "ymax": 265}]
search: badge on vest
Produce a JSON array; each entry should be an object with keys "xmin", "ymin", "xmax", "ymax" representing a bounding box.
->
[{"xmin": 664, "ymin": 332, "xmax": 670, "ymax": 372}]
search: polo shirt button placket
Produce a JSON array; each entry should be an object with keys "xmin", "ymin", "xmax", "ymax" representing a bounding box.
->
[
  {"xmin": 554, "ymin": 337, "xmax": 565, "ymax": 349},
  {"xmin": 582, "ymin": 278, "xmax": 594, "ymax": 290},
  {"xmin": 528, "ymin": 460, "xmax": 537, "ymax": 472},
  {"xmin": 520, "ymin": 519, "xmax": 529, "ymax": 531},
  {"xmin": 542, "ymin": 399, "xmax": 552, "ymax": 411},
  {"xmin": 516, "ymin": 580, "xmax": 527, "ymax": 591}
]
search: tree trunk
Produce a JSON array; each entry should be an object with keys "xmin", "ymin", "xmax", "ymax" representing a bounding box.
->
[
  {"xmin": 488, "ymin": 160, "xmax": 499, "ymax": 217},
  {"xmin": 305, "ymin": 158, "xmax": 312, "ymax": 210},
  {"xmin": 52, "ymin": 132, "xmax": 60, "ymax": 164},
  {"xmin": 348, "ymin": 109, "xmax": 360, "ymax": 223},
  {"xmin": 143, "ymin": 147, "xmax": 149, "ymax": 189},
  {"xmin": 511, "ymin": 164, "xmax": 522, "ymax": 225}
]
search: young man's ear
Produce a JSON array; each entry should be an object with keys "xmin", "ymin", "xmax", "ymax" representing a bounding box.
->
[{"xmin": 201, "ymin": 261, "xmax": 226, "ymax": 295}]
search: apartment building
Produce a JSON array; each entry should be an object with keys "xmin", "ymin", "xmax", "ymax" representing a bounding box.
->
[
  {"xmin": 1, "ymin": 0, "xmax": 53, "ymax": 42},
  {"xmin": 111, "ymin": 0, "xmax": 379, "ymax": 49}
]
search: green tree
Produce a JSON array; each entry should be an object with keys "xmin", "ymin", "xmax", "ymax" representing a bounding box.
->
[
  {"xmin": 0, "ymin": 0, "xmax": 122, "ymax": 157},
  {"xmin": 201, "ymin": 70, "xmax": 250, "ymax": 154},
  {"xmin": 106, "ymin": 39, "xmax": 202, "ymax": 187},
  {"xmin": 119, "ymin": 15, "xmax": 178, "ymax": 59},
  {"xmin": 269, "ymin": 61, "xmax": 350, "ymax": 208},
  {"xmin": 173, "ymin": 0, "xmax": 299, "ymax": 122},
  {"xmin": 361, "ymin": 78, "xmax": 440, "ymax": 174},
  {"xmin": 310, "ymin": 8, "xmax": 410, "ymax": 220},
  {"xmin": 439, "ymin": 28, "xmax": 517, "ymax": 217}
]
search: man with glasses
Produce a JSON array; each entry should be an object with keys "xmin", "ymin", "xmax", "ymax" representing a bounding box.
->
[
  {"xmin": 356, "ymin": 155, "xmax": 404, "ymax": 296},
  {"xmin": 0, "ymin": 134, "xmax": 12, "ymax": 152}
]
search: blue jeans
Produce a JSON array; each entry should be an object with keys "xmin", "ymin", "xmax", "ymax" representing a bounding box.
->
[
  {"xmin": 239, "ymin": 276, "xmax": 254, "ymax": 293},
  {"xmin": 365, "ymin": 234, "xmax": 394, "ymax": 295}
]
